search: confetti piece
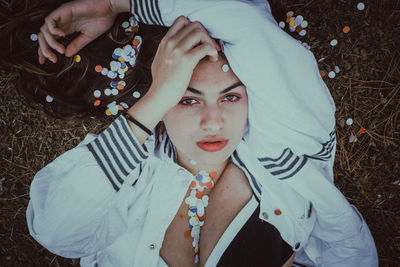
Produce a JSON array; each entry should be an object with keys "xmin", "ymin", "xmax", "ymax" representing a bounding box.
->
[
  {"xmin": 346, "ymin": 118, "xmax": 353, "ymax": 125},
  {"xmin": 279, "ymin": 21, "xmax": 285, "ymax": 28},
  {"xmin": 301, "ymin": 20, "xmax": 308, "ymax": 28},
  {"xmin": 101, "ymin": 67, "xmax": 109, "ymax": 76},
  {"xmin": 343, "ymin": 26, "xmax": 350, "ymax": 33},
  {"xmin": 74, "ymin": 54, "xmax": 81, "ymax": 63},
  {"xmin": 132, "ymin": 39, "xmax": 140, "ymax": 46},
  {"xmin": 94, "ymin": 100, "xmax": 101, "ymax": 106},
  {"xmin": 104, "ymin": 88, "xmax": 112, "ymax": 96},
  {"xmin": 349, "ymin": 132, "xmax": 357, "ymax": 143},
  {"xmin": 30, "ymin": 33, "xmax": 38, "ymax": 41},
  {"xmin": 111, "ymin": 88, "xmax": 119, "ymax": 95},
  {"xmin": 358, "ymin": 128, "xmax": 365, "ymax": 134},
  {"xmin": 334, "ymin": 66, "xmax": 340, "ymax": 73},
  {"xmin": 274, "ymin": 209, "xmax": 282, "ymax": 215},
  {"xmin": 222, "ymin": 64, "xmax": 229, "ymax": 72},
  {"xmin": 185, "ymin": 230, "xmax": 191, "ymax": 238},
  {"xmin": 93, "ymin": 90, "xmax": 101, "ymax": 98},
  {"xmin": 357, "ymin": 2, "xmax": 365, "ymax": 11},
  {"xmin": 105, "ymin": 109, "xmax": 112, "ymax": 116},
  {"xmin": 46, "ymin": 95, "xmax": 53, "ymax": 103},
  {"xmin": 320, "ymin": 70, "xmax": 327, "ymax": 77},
  {"xmin": 133, "ymin": 91, "xmax": 141, "ymax": 98},
  {"xmin": 122, "ymin": 21, "xmax": 130, "ymax": 28},
  {"xmin": 392, "ymin": 180, "xmax": 400, "ymax": 186},
  {"xmin": 95, "ymin": 65, "xmax": 103, "ymax": 72},
  {"xmin": 328, "ymin": 71, "xmax": 336, "ymax": 79},
  {"xmin": 330, "ymin": 39, "xmax": 338, "ymax": 46}
]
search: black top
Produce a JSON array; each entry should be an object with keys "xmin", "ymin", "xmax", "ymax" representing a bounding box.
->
[{"xmin": 217, "ymin": 201, "xmax": 293, "ymax": 267}]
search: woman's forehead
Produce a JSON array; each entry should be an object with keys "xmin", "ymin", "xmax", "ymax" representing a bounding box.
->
[{"xmin": 189, "ymin": 57, "xmax": 242, "ymax": 94}]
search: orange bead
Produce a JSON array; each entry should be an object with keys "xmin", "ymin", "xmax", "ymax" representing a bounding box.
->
[
  {"xmin": 196, "ymin": 191, "xmax": 204, "ymax": 199},
  {"xmin": 274, "ymin": 209, "xmax": 282, "ymax": 215},
  {"xmin": 93, "ymin": 100, "xmax": 101, "ymax": 106},
  {"xmin": 190, "ymin": 181, "xmax": 197, "ymax": 188},
  {"xmin": 117, "ymin": 84, "xmax": 124, "ymax": 90},
  {"xmin": 343, "ymin": 26, "xmax": 350, "ymax": 34},
  {"xmin": 206, "ymin": 182, "xmax": 213, "ymax": 189},
  {"xmin": 95, "ymin": 65, "xmax": 102, "ymax": 72},
  {"xmin": 286, "ymin": 16, "xmax": 292, "ymax": 23},
  {"xmin": 198, "ymin": 215, "xmax": 206, "ymax": 221},
  {"xmin": 132, "ymin": 39, "xmax": 140, "ymax": 46},
  {"xmin": 358, "ymin": 128, "xmax": 365, "ymax": 134},
  {"xmin": 199, "ymin": 181, "xmax": 206, "ymax": 187},
  {"xmin": 209, "ymin": 172, "xmax": 217, "ymax": 179},
  {"xmin": 184, "ymin": 230, "xmax": 191, "ymax": 239}
]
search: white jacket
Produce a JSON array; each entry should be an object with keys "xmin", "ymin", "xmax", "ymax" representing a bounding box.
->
[{"xmin": 26, "ymin": 0, "xmax": 378, "ymax": 266}]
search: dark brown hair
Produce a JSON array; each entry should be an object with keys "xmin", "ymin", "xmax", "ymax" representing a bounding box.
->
[{"xmin": 0, "ymin": 0, "xmax": 170, "ymax": 147}]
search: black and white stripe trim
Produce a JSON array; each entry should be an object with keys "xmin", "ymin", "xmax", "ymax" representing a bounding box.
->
[
  {"xmin": 87, "ymin": 115, "xmax": 149, "ymax": 191},
  {"xmin": 131, "ymin": 0, "xmax": 164, "ymax": 25},
  {"xmin": 258, "ymin": 129, "xmax": 336, "ymax": 180},
  {"xmin": 307, "ymin": 130, "xmax": 336, "ymax": 161},
  {"xmin": 258, "ymin": 148, "xmax": 308, "ymax": 180},
  {"xmin": 231, "ymin": 151, "xmax": 262, "ymax": 202},
  {"xmin": 162, "ymin": 133, "xmax": 178, "ymax": 163}
]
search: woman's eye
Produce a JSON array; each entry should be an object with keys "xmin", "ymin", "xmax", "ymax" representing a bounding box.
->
[
  {"xmin": 179, "ymin": 98, "xmax": 197, "ymax": 105},
  {"xmin": 224, "ymin": 95, "xmax": 240, "ymax": 102}
]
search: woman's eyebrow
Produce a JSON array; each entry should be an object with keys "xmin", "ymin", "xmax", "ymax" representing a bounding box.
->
[{"xmin": 186, "ymin": 81, "xmax": 244, "ymax": 95}]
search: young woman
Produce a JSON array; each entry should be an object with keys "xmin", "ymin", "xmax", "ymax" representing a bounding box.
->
[{"xmin": 25, "ymin": 0, "xmax": 378, "ymax": 266}]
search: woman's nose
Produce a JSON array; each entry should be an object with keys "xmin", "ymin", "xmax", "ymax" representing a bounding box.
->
[{"xmin": 200, "ymin": 104, "xmax": 224, "ymax": 132}]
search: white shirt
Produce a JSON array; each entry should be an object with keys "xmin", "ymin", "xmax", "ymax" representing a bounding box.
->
[{"xmin": 26, "ymin": 0, "xmax": 378, "ymax": 266}]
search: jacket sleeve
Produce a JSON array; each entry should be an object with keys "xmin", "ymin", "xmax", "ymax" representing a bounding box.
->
[{"xmin": 26, "ymin": 115, "xmax": 153, "ymax": 258}]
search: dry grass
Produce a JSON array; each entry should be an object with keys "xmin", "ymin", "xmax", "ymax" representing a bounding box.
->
[{"xmin": 1, "ymin": 0, "xmax": 399, "ymax": 266}]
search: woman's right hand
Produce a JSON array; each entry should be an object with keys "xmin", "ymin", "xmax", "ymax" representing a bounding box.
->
[
  {"xmin": 148, "ymin": 16, "xmax": 221, "ymax": 109},
  {"xmin": 37, "ymin": 0, "xmax": 125, "ymax": 64}
]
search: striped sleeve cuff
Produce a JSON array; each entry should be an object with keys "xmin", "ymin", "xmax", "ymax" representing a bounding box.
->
[
  {"xmin": 87, "ymin": 115, "xmax": 149, "ymax": 191},
  {"xmin": 130, "ymin": 0, "xmax": 165, "ymax": 26}
]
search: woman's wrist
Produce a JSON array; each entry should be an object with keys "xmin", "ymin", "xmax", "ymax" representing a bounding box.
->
[{"xmin": 109, "ymin": 0, "xmax": 131, "ymax": 13}]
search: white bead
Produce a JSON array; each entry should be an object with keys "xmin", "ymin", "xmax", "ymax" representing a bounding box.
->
[{"xmin": 46, "ymin": 95, "xmax": 53, "ymax": 103}]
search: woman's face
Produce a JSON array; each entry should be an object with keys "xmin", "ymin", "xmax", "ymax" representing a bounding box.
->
[{"xmin": 162, "ymin": 56, "xmax": 248, "ymax": 174}]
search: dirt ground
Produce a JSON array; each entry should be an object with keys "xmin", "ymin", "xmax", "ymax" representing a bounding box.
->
[{"xmin": 0, "ymin": 0, "xmax": 399, "ymax": 266}]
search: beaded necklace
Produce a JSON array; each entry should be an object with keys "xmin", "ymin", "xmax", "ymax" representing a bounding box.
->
[{"xmin": 184, "ymin": 169, "xmax": 216, "ymax": 263}]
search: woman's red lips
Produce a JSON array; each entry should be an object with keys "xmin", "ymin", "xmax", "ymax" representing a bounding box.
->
[{"xmin": 196, "ymin": 140, "xmax": 228, "ymax": 152}]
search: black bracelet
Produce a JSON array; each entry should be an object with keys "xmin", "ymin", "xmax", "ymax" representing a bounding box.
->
[{"xmin": 124, "ymin": 113, "xmax": 153, "ymax": 136}]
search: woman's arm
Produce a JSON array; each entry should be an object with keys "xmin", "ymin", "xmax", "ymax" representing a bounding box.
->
[{"xmin": 26, "ymin": 120, "xmax": 149, "ymax": 258}]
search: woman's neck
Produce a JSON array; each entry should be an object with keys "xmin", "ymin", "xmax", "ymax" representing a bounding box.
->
[{"xmin": 177, "ymin": 155, "xmax": 231, "ymax": 186}]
